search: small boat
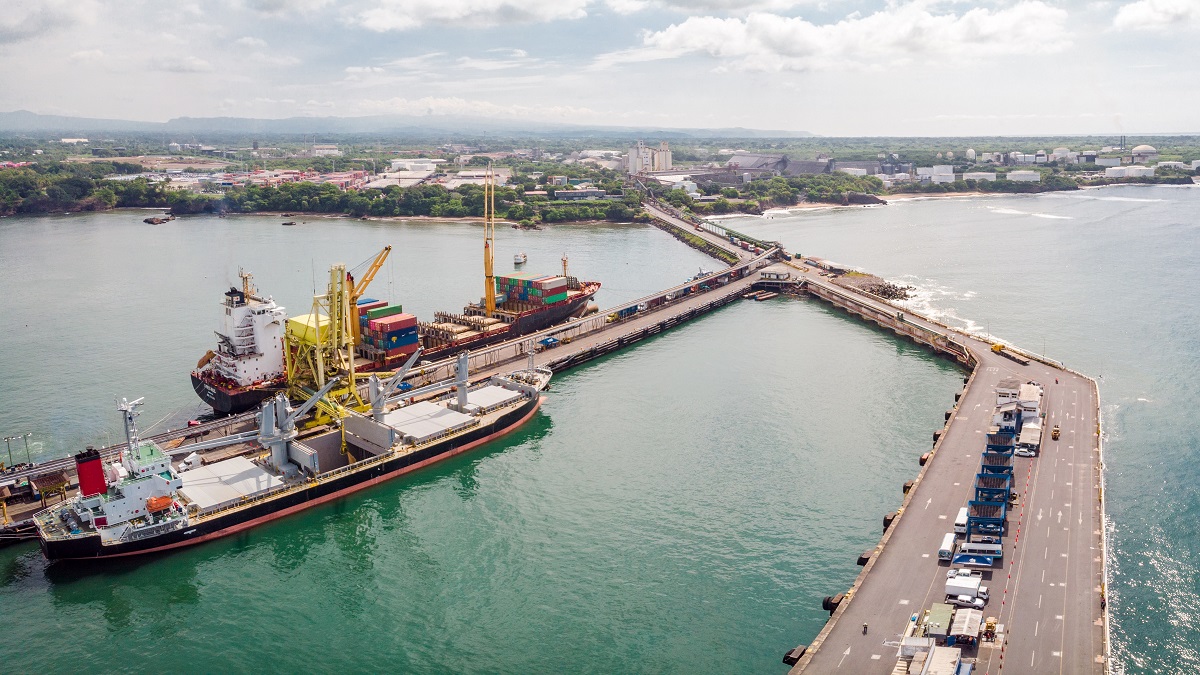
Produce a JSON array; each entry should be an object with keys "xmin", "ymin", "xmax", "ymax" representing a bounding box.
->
[
  {"xmin": 514, "ymin": 252, "xmax": 527, "ymax": 266},
  {"xmin": 282, "ymin": 221, "xmax": 297, "ymax": 226}
]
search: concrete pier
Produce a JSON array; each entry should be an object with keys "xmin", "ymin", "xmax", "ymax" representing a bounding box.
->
[{"xmin": 775, "ymin": 263, "xmax": 1107, "ymax": 674}]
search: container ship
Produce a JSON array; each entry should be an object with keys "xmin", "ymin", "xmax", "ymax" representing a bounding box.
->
[
  {"xmin": 193, "ymin": 173, "xmax": 599, "ymax": 414},
  {"xmin": 38, "ymin": 356, "xmax": 551, "ymax": 560},
  {"xmin": 191, "ymin": 271, "xmax": 288, "ymax": 414}
]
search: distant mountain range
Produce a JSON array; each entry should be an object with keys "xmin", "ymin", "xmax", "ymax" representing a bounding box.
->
[{"xmin": 0, "ymin": 110, "xmax": 812, "ymax": 139}]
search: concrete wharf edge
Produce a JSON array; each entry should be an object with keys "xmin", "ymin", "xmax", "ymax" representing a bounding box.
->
[{"xmin": 779, "ymin": 264, "xmax": 1109, "ymax": 674}]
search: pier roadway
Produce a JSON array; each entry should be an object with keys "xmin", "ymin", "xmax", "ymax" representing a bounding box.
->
[{"xmin": 791, "ymin": 268, "xmax": 1105, "ymax": 674}]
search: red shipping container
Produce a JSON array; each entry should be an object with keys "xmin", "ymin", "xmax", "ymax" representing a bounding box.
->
[
  {"xmin": 384, "ymin": 345, "xmax": 418, "ymax": 358},
  {"xmin": 369, "ymin": 313, "xmax": 418, "ymax": 331},
  {"xmin": 357, "ymin": 300, "xmax": 388, "ymax": 316}
]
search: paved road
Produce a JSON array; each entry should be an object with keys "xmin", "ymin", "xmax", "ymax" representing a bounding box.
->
[{"xmin": 792, "ymin": 271, "xmax": 1104, "ymax": 674}]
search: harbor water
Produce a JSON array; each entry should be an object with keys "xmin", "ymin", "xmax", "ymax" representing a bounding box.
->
[{"xmin": 0, "ymin": 185, "xmax": 1193, "ymax": 673}]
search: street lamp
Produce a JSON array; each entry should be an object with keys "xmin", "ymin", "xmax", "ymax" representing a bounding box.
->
[
  {"xmin": 2, "ymin": 436, "xmax": 13, "ymax": 467},
  {"xmin": 19, "ymin": 433, "xmax": 31, "ymax": 465}
]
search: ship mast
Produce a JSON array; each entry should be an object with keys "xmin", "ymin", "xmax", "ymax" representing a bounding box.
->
[{"xmin": 484, "ymin": 164, "xmax": 496, "ymax": 317}]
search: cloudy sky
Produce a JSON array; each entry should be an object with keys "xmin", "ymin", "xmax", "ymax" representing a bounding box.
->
[{"xmin": 0, "ymin": 0, "xmax": 1196, "ymax": 135}]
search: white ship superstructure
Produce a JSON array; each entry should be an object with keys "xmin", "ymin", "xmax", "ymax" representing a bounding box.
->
[{"xmin": 206, "ymin": 270, "xmax": 286, "ymax": 388}]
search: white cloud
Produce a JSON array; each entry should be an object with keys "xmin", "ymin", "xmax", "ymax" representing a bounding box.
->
[
  {"xmin": 595, "ymin": 1, "xmax": 1071, "ymax": 72},
  {"xmin": 356, "ymin": 0, "xmax": 589, "ymax": 31},
  {"xmin": 69, "ymin": 49, "xmax": 105, "ymax": 62},
  {"xmin": 604, "ymin": 0, "xmax": 810, "ymax": 14},
  {"xmin": 0, "ymin": 0, "xmax": 97, "ymax": 44},
  {"xmin": 354, "ymin": 95, "xmax": 595, "ymax": 118},
  {"xmin": 156, "ymin": 56, "xmax": 214, "ymax": 73},
  {"xmin": 235, "ymin": 36, "xmax": 268, "ymax": 48},
  {"xmin": 345, "ymin": 66, "xmax": 385, "ymax": 73},
  {"xmin": 242, "ymin": 0, "xmax": 333, "ymax": 15},
  {"xmin": 1112, "ymin": 0, "xmax": 1200, "ymax": 30},
  {"xmin": 382, "ymin": 52, "xmax": 447, "ymax": 69},
  {"xmin": 250, "ymin": 52, "xmax": 300, "ymax": 66}
]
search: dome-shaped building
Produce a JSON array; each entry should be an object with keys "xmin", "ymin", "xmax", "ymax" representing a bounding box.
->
[{"xmin": 1132, "ymin": 144, "xmax": 1158, "ymax": 163}]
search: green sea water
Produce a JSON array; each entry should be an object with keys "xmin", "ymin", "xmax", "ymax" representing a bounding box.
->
[
  {"xmin": 4, "ymin": 185, "xmax": 1190, "ymax": 673},
  {"xmin": 0, "ymin": 212, "xmax": 963, "ymax": 673}
]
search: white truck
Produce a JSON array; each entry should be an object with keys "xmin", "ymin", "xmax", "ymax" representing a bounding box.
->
[{"xmin": 945, "ymin": 576, "xmax": 990, "ymax": 602}]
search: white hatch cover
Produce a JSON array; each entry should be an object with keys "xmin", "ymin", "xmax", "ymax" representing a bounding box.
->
[
  {"xmin": 179, "ymin": 456, "xmax": 284, "ymax": 511},
  {"xmin": 383, "ymin": 401, "xmax": 475, "ymax": 444},
  {"xmin": 467, "ymin": 385, "xmax": 523, "ymax": 411}
]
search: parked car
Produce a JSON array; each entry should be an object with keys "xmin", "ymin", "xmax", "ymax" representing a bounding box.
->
[
  {"xmin": 1015, "ymin": 447, "xmax": 1037, "ymax": 457},
  {"xmin": 946, "ymin": 569, "xmax": 984, "ymax": 580},
  {"xmin": 947, "ymin": 594, "xmax": 986, "ymax": 610}
]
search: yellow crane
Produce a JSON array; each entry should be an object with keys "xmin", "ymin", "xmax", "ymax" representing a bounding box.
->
[
  {"xmin": 483, "ymin": 165, "xmax": 496, "ymax": 317},
  {"xmin": 283, "ymin": 246, "xmax": 392, "ymax": 421},
  {"xmin": 349, "ymin": 245, "xmax": 392, "ymax": 347}
]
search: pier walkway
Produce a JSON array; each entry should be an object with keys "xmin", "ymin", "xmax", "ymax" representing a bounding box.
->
[{"xmin": 779, "ymin": 264, "xmax": 1106, "ymax": 674}]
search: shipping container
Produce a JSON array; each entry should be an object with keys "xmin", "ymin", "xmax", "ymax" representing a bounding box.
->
[
  {"xmin": 369, "ymin": 313, "xmax": 418, "ymax": 332},
  {"xmin": 366, "ymin": 305, "xmax": 405, "ymax": 320}
]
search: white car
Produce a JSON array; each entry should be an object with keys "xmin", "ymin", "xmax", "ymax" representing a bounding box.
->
[
  {"xmin": 1015, "ymin": 448, "xmax": 1037, "ymax": 457},
  {"xmin": 947, "ymin": 594, "xmax": 986, "ymax": 610},
  {"xmin": 946, "ymin": 569, "xmax": 983, "ymax": 580}
]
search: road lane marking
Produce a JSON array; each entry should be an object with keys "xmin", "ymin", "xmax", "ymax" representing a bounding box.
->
[
  {"xmin": 925, "ymin": 498, "xmax": 932, "ymax": 509},
  {"xmin": 838, "ymin": 646, "xmax": 851, "ymax": 668}
]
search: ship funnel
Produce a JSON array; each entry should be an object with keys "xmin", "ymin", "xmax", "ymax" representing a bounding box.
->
[{"xmin": 75, "ymin": 446, "xmax": 107, "ymax": 498}]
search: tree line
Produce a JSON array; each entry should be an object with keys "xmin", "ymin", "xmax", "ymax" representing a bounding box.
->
[{"xmin": 0, "ymin": 165, "xmax": 643, "ymax": 224}]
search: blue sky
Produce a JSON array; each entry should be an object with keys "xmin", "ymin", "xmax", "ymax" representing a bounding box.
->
[{"xmin": 0, "ymin": 0, "xmax": 1196, "ymax": 135}]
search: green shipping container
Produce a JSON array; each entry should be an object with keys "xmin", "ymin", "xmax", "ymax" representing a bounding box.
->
[
  {"xmin": 543, "ymin": 292, "xmax": 567, "ymax": 304},
  {"xmin": 366, "ymin": 305, "xmax": 404, "ymax": 320}
]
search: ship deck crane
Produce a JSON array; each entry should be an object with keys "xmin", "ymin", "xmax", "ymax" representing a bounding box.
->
[{"xmin": 284, "ymin": 246, "xmax": 391, "ymax": 422}]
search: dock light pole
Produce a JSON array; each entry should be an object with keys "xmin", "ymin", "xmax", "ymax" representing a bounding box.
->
[
  {"xmin": 2, "ymin": 436, "xmax": 13, "ymax": 467},
  {"xmin": 19, "ymin": 433, "xmax": 31, "ymax": 465}
]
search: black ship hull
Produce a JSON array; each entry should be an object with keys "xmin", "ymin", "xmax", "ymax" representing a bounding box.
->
[
  {"xmin": 191, "ymin": 373, "xmax": 279, "ymax": 415},
  {"xmin": 41, "ymin": 395, "xmax": 542, "ymax": 561}
]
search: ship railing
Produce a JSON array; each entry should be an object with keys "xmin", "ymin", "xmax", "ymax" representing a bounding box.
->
[
  {"xmin": 120, "ymin": 517, "xmax": 184, "ymax": 543},
  {"xmin": 191, "ymin": 452, "xmax": 395, "ymax": 522}
]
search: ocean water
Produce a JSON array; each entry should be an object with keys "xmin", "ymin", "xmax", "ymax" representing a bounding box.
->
[
  {"xmin": 731, "ymin": 185, "xmax": 1200, "ymax": 674},
  {"xmin": 0, "ymin": 186, "xmax": 1189, "ymax": 672},
  {"xmin": 0, "ymin": 212, "xmax": 964, "ymax": 673}
]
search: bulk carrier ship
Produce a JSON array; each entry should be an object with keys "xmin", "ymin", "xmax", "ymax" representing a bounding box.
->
[
  {"xmin": 192, "ymin": 173, "xmax": 599, "ymax": 414},
  {"xmin": 38, "ymin": 354, "xmax": 550, "ymax": 560}
]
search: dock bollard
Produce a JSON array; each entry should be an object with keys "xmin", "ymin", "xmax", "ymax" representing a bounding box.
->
[
  {"xmin": 883, "ymin": 511, "xmax": 897, "ymax": 531},
  {"xmin": 945, "ymin": 410, "xmax": 953, "ymax": 421},
  {"xmin": 933, "ymin": 429, "xmax": 943, "ymax": 443},
  {"xmin": 821, "ymin": 593, "xmax": 845, "ymax": 615},
  {"xmin": 903, "ymin": 480, "xmax": 915, "ymax": 494},
  {"xmin": 857, "ymin": 550, "xmax": 872, "ymax": 566},
  {"xmin": 782, "ymin": 645, "xmax": 807, "ymax": 666},
  {"xmin": 954, "ymin": 392, "xmax": 961, "ymax": 402},
  {"xmin": 920, "ymin": 452, "xmax": 931, "ymax": 466}
]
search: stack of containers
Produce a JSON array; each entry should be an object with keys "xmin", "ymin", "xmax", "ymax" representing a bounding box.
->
[
  {"xmin": 495, "ymin": 273, "xmax": 569, "ymax": 306},
  {"xmin": 367, "ymin": 311, "xmax": 419, "ymax": 358}
]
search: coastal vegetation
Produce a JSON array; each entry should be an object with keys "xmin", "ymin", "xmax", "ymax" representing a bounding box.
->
[{"xmin": 0, "ymin": 165, "xmax": 642, "ymax": 224}]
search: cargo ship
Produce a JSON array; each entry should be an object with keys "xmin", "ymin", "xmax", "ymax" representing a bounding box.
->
[
  {"xmin": 37, "ymin": 356, "xmax": 551, "ymax": 560},
  {"xmin": 192, "ymin": 173, "xmax": 598, "ymax": 414},
  {"xmin": 190, "ymin": 271, "xmax": 288, "ymax": 415}
]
